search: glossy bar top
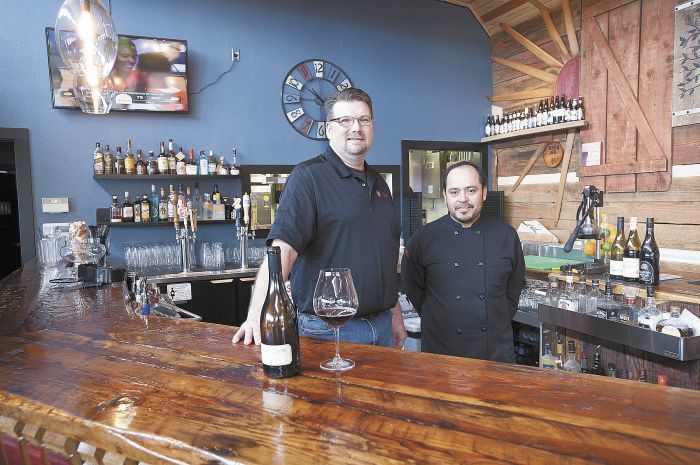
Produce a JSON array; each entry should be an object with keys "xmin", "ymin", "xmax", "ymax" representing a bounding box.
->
[{"xmin": 1, "ymin": 262, "xmax": 700, "ymax": 464}]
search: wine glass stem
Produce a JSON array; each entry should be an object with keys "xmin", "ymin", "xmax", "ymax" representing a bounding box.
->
[{"xmin": 334, "ymin": 327, "xmax": 341, "ymax": 362}]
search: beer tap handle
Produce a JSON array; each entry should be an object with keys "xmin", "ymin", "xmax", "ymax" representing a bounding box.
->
[
  {"xmin": 183, "ymin": 208, "xmax": 189, "ymax": 232},
  {"xmin": 242, "ymin": 193, "xmax": 250, "ymax": 227},
  {"xmin": 173, "ymin": 192, "xmax": 179, "ymax": 231},
  {"xmin": 190, "ymin": 208, "xmax": 197, "ymax": 232}
]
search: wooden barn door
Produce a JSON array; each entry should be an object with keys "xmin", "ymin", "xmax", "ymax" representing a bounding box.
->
[{"xmin": 579, "ymin": 0, "xmax": 673, "ymax": 192}]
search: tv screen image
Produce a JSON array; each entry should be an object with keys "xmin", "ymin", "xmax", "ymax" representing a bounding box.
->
[{"xmin": 45, "ymin": 28, "xmax": 189, "ymax": 113}]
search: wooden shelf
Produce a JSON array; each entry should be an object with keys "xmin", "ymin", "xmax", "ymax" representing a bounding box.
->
[
  {"xmin": 93, "ymin": 174, "xmax": 240, "ymax": 180},
  {"xmin": 480, "ymin": 120, "xmax": 587, "ymax": 143},
  {"xmin": 99, "ymin": 220, "xmax": 236, "ymax": 227}
]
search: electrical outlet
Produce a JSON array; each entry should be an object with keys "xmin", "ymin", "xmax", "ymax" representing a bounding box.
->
[{"xmin": 232, "ymin": 48, "xmax": 240, "ymax": 62}]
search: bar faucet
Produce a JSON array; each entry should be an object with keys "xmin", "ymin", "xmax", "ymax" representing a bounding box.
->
[
  {"xmin": 174, "ymin": 192, "xmax": 197, "ymax": 274},
  {"xmin": 236, "ymin": 192, "xmax": 255, "ymax": 269}
]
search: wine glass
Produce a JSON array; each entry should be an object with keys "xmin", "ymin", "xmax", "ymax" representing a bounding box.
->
[{"xmin": 312, "ymin": 268, "xmax": 359, "ymax": 371}]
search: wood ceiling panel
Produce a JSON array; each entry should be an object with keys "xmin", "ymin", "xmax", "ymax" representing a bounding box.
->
[{"xmin": 440, "ymin": 0, "xmax": 566, "ymax": 35}]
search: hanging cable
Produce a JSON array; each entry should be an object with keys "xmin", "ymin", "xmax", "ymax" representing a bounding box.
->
[{"xmin": 190, "ymin": 61, "xmax": 237, "ymax": 95}]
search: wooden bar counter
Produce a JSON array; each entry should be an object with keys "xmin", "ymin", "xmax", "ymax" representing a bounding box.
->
[{"xmin": 2, "ymin": 262, "xmax": 700, "ymax": 464}]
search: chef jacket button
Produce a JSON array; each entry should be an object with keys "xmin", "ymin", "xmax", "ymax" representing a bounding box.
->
[
  {"xmin": 456, "ymin": 295, "xmax": 461, "ymax": 300},
  {"xmin": 454, "ymin": 262, "xmax": 459, "ymax": 267},
  {"xmin": 481, "ymin": 327, "xmax": 487, "ymax": 332},
  {"xmin": 362, "ymin": 183, "xmax": 366, "ymax": 187},
  {"xmin": 453, "ymin": 231, "xmax": 459, "ymax": 235},
  {"xmin": 477, "ymin": 260, "xmax": 484, "ymax": 266},
  {"xmin": 456, "ymin": 329, "xmax": 463, "ymax": 335},
  {"xmin": 476, "ymin": 230, "xmax": 481, "ymax": 235},
  {"xmin": 479, "ymin": 294, "xmax": 485, "ymax": 300}
]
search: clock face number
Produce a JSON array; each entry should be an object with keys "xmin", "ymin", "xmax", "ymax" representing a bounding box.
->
[
  {"xmin": 281, "ymin": 59, "xmax": 353, "ymax": 140},
  {"xmin": 286, "ymin": 107, "xmax": 305, "ymax": 123},
  {"xmin": 336, "ymin": 78, "xmax": 352, "ymax": 91},
  {"xmin": 285, "ymin": 75, "xmax": 304, "ymax": 91}
]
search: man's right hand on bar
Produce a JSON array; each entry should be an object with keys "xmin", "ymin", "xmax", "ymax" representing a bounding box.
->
[{"xmin": 232, "ymin": 316, "xmax": 261, "ymax": 345}]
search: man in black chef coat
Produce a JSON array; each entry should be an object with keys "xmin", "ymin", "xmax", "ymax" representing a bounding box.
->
[{"xmin": 401, "ymin": 161, "xmax": 524, "ymax": 362}]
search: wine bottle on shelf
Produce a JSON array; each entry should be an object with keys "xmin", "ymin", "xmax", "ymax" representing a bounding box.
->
[
  {"xmin": 135, "ymin": 150, "xmax": 147, "ymax": 175},
  {"xmin": 484, "ymin": 116, "xmax": 491, "ymax": 136},
  {"xmin": 167, "ymin": 139, "xmax": 177, "ymax": 175},
  {"xmin": 546, "ymin": 98, "xmax": 553, "ymax": 125},
  {"xmin": 610, "ymin": 216, "xmax": 625, "ymax": 280},
  {"xmin": 554, "ymin": 96, "xmax": 561, "ymax": 124},
  {"xmin": 260, "ymin": 246, "xmax": 301, "ymax": 378},
  {"xmin": 125, "ymin": 138, "xmax": 136, "ymax": 175},
  {"xmin": 93, "ymin": 142, "xmax": 104, "ymax": 175},
  {"xmin": 578, "ymin": 96, "xmax": 584, "ymax": 120},
  {"xmin": 639, "ymin": 217, "xmax": 660, "ymax": 286},
  {"xmin": 622, "ymin": 217, "xmax": 642, "ymax": 283},
  {"xmin": 103, "ymin": 145, "xmax": 114, "ymax": 174},
  {"xmin": 157, "ymin": 141, "xmax": 168, "ymax": 174},
  {"xmin": 114, "ymin": 147, "xmax": 125, "ymax": 175}
]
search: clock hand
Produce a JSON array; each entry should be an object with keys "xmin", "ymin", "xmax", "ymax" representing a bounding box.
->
[{"xmin": 305, "ymin": 85, "xmax": 325, "ymax": 103}]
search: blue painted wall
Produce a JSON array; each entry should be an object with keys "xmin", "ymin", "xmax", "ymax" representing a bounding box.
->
[{"xmin": 0, "ymin": 0, "xmax": 491, "ymax": 266}]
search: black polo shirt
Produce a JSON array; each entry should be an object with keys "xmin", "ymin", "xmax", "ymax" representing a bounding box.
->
[
  {"xmin": 267, "ymin": 147, "xmax": 400, "ymax": 317},
  {"xmin": 401, "ymin": 214, "xmax": 525, "ymax": 363}
]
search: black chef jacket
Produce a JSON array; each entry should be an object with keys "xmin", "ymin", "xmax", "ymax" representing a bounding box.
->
[{"xmin": 401, "ymin": 214, "xmax": 524, "ymax": 363}]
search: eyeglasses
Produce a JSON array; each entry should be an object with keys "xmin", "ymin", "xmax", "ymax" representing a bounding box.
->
[{"xmin": 328, "ymin": 115, "xmax": 374, "ymax": 127}]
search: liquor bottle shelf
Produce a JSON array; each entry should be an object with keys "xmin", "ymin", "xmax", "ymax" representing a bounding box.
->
[
  {"xmin": 480, "ymin": 120, "xmax": 587, "ymax": 143},
  {"xmin": 538, "ymin": 304, "xmax": 700, "ymax": 361},
  {"xmin": 99, "ymin": 220, "xmax": 236, "ymax": 227},
  {"xmin": 94, "ymin": 174, "xmax": 240, "ymax": 180}
]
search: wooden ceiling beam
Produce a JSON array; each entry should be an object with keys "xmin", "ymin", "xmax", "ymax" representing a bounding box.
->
[
  {"xmin": 482, "ymin": 0, "xmax": 529, "ymax": 24},
  {"xmin": 487, "ymin": 86, "xmax": 554, "ymax": 102},
  {"xmin": 492, "ymin": 56, "xmax": 558, "ymax": 84},
  {"xmin": 562, "ymin": 0, "xmax": 579, "ymax": 55},
  {"xmin": 500, "ymin": 23, "xmax": 564, "ymax": 69},
  {"xmin": 528, "ymin": 0, "xmax": 571, "ymax": 62}
]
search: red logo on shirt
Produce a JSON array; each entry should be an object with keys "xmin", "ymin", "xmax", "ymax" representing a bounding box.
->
[{"xmin": 375, "ymin": 189, "xmax": 388, "ymax": 198}]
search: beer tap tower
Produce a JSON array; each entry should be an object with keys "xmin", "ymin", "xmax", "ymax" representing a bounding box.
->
[
  {"xmin": 237, "ymin": 192, "xmax": 255, "ymax": 269},
  {"xmin": 174, "ymin": 192, "xmax": 197, "ymax": 274}
]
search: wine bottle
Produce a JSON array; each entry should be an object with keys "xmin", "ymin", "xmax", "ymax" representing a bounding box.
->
[
  {"xmin": 609, "ymin": 216, "xmax": 625, "ymax": 280},
  {"xmin": 260, "ymin": 246, "xmax": 301, "ymax": 378},
  {"xmin": 639, "ymin": 217, "xmax": 660, "ymax": 286},
  {"xmin": 622, "ymin": 216, "xmax": 642, "ymax": 283}
]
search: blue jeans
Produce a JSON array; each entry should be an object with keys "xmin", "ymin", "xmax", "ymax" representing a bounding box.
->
[{"xmin": 298, "ymin": 310, "xmax": 393, "ymax": 347}]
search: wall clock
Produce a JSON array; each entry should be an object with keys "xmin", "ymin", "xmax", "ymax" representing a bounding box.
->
[{"xmin": 281, "ymin": 59, "xmax": 353, "ymax": 140}]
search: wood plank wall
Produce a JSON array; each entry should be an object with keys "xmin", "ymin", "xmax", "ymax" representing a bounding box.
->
[{"xmin": 491, "ymin": 0, "xmax": 700, "ymax": 273}]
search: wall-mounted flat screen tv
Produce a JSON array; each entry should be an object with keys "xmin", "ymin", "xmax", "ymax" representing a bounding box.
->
[{"xmin": 45, "ymin": 28, "xmax": 188, "ymax": 113}]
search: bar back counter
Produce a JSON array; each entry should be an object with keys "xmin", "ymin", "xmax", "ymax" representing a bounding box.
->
[{"xmin": 1, "ymin": 261, "xmax": 700, "ymax": 464}]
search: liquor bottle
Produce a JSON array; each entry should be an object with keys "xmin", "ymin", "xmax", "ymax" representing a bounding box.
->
[
  {"xmin": 135, "ymin": 150, "xmax": 147, "ymax": 175},
  {"xmin": 230, "ymin": 147, "xmax": 240, "ymax": 176},
  {"xmin": 484, "ymin": 116, "xmax": 491, "ymax": 136},
  {"xmin": 158, "ymin": 187, "xmax": 168, "ymax": 221},
  {"xmin": 580, "ymin": 351, "xmax": 589, "ymax": 373},
  {"xmin": 607, "ymin": 363, "xmax": 617, "ymax": 378},
  {"xmin": 122, "ymin": 192, "xmax": 134, "ymax": 222},
  {"xmin": 539, "ymin": 343, "xmax": 556, "ymax": 369},
  {"xmin": 217, "ymin": 156, "xmax": 228, "ymax": 176},
  {"xmin": 577, "ymin": 280, "xmax": 589, "ymax": 313},
  {"xmin": 260, "ymin": 246, "xmax": 301, "ymax": 378},
  {"xmin": 150, "ymin": 184, "xmax": 159, "ymax": 222},
  {"xmin": 618, "ymin": 287, "xmax": 639, "ymax": 325},
  {"xmin": 638, "ymin": 285, "xmax": 663, "ymax": 330},
  {"xmin": 656, "ymin": 307, "xmax": 694, "ymax": 337},
  {"xmin": 202, "ymin": 193, "xmax": 213, "ymax": 220},
  {"xmin": 578, "ymin": 96, "xmax": 584, "ymax": 120},
  {"xmin": 199, "ymin": 150, "xmax": 208, "ymax": 175},
  {"xmin": 167, "ymin": 184, "xmax": 175, "ymax": 221},
  {"xmin": 559, "ymin": 95, "xmax": 566, "ymax": 123},
  {"xmin": 557, "ymin": 272, "xmax": 579, "ymax": 312},
  {"xmin": 114, "ymin": 146, "xmax": 125, "ymax": 174},
  {"xmin": 565, "ymin": 99, "xmax": 572, "ymax": 122},
  {"xmin": 157, "ymin": 141, "xmax": 168, "ymax": 174},
  {"xmin": 554, "ymin": 95, "xmax": 561, "ymax": 124},
  {"xmin": 544, "ymin": 275, "xmax": 560, "ymax": 306},
  {"xmin": 555, "ymin": 334, "xmax": 564, "ymax": 370},
  {"xmin": 596, "ymin": 279, "xmax": 620, "ymax": 320},
  {"xmin": 208, "ymin": 150, "xmax": 217, "ymax": 175},
  {"xmin": 147, "ymin": 150, "xmax": 158, "ymax": 175},
  {"xmin": 610, "ymin": 216, "xmax": 625, "ymax": 280},
  {"xmin": 622, "ymin": 217, "xmax": 642, "ymax": 283},
  {"xmin": 186, "ymin": 149, "xmax": 198, "ymax": 175},
  {"xmin": 572, "ymin": 97, "xmax": 579, "ymax": 121},
  {"xmin": 639, "ymin": 217, "xmax": 660, "ymax": 286},
  {"xmin": 546, "ymin": 98, "xmax": 553, "ymax": 125},
  {"xmin": 93, "ymin": 142, "xmax": 104, "ymax": 175},
  {"xmin": 212, "ymin": 184, "xmax": 221, "ymax": 204},
  {"xmin": 140, "ymin": 194, "xmax": 151, "ymax": 223},
  {"xmin": 591, "ymin": 345, "xmax": 604, "ymax": 375},
  {"xmin": 535, "ymin": 100, "xmax": 542, "ymax": 126},
  {"xmin": 167, "ymin": 139, "xmax": 177, "ymax": 175},
  {"xmin": 125, "ymin": 138, "xmax": 136, "ymax": 174},
  {"xmin": 563, "ymin": 340, "xmax": 581, "ymax": 372},
  {"xmin": 585, "ymin": 278, "xmax": 601, "ymax": 314},
  {"xmin": 494, "ymin": 115, "xmax": 501, "ymax": 134},
  {"xmin": 192, "ymin": 182, "xmax": 203, "ymax": 213},
  {"xmin": 103, "ymin": 145, "xmax": 114, "ymax": 174},
  {"xmin": 175, "ymin": 146, "xmax": 187, "ymax": 175},
  {"xmin": 133, "ymin": 194, "xmax": 141, "ymax": 223},
  {"xmin": 110, "ymin": 195, "xmax": 122, "ymax": 223}
]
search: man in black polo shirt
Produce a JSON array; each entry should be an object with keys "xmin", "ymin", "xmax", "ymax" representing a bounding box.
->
[
  {"xmin": 401, "ymin": 161, "xmax": 524, "ymax": 363},
  {"xmin": 233, "ymin": 88, "xmax": 406, "ymax": 348}
]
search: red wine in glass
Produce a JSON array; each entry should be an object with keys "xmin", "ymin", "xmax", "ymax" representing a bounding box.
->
[{"xmin": 316, "ymin": 307, "xmax": 357, "ymax": 328}]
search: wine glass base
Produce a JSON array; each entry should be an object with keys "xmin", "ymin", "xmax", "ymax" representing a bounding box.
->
[{"xmin": 320, "ymin": 358, "xmax": 355, "ymax": 372}]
